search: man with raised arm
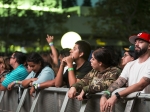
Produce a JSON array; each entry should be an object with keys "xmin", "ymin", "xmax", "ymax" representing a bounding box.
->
[{"xmin": 100, "ymin": 32, "xmax": 150, "ymax": 112}]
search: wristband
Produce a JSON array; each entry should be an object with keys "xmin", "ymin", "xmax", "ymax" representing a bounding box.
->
[
  {"xmin": 68, "ymin": 68, "xmax": 74, "ymax": 71},
  {"xmin": 104, "ymin": 90, "xmax": 111, "ymax": 97},
  {"xmin": 14, "ymin": 80, "xmax": 18, "ymax": 84},
  {"xmin": 33, "ymin": 83, "xmax": 40, "ymax": 90},
  {"xmin": 115, "ymin": 92, "xmax": 121, "ymax": 99},
  {"xmin": 49, "ymin": 42, "xmax": 53, "ymax": 46}
]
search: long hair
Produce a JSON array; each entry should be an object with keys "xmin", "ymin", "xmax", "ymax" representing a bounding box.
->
[{"xmin": 93, "ymin": 47, "xmax": 118, "ymax": 67}]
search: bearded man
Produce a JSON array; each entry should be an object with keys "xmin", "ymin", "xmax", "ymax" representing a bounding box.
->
[{"xmin": 100, "ymin": 32, "xmax": 150, "ymax": 112}]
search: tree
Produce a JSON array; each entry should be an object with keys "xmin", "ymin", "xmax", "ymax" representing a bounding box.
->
[
  {"xmin": 88, "ymin": 0, "xmax": 150, "ymax": 44},
  {"xmin": 82, "ymin": 0, "xmax": 91, "ymax": 6},
  {"xmin": 0, "ymin": 0, "xmax": 68, "ymax": 53},
  {"xmin": 62, "ymin": 0, "xmax": 77, "ymax": 8}
]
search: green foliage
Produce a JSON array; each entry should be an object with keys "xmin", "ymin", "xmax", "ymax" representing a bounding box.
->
[
  {"xmin": 82, "ymin": 0, "xmax": 91, "ymax": 6},
  {"xmin": 89, "ymin": 0, "xmax": 150, "ymax": 42},
  {"xmin": 0, "ymin": 0, "xmax": 68, "ymax": 53}
]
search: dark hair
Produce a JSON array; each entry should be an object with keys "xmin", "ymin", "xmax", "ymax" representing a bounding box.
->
[
  {"xmin": 40, "ymin": 52, "xmax": 52, "ymax": 67},
  {"xmin": 75, "ymin": 40, "xmax": 91, "ymax": 60},
  {"xmin": 128, "ymin": 51, "xmax": 138, "ymax": 60},
  {"xmin": 0, "ymin": 56, "xmax": 12, "ymax": 71},
  {"xmin": 59, "ymin": 48, "xmax": 71, "ymax": 58},
  {"xmin": 93, "ymin": 48, "xmax": 117, "ymax": 67},
  {"xmin": 13, "ymin": 51, "xmax": 26, "ymax": 65},
  {"xmin": 27, "ymin": 52, "xmax": 45, "ymax": 68}
]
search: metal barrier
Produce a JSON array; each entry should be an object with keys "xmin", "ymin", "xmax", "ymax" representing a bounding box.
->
[
  {"xmin": 0, "ymin": 87, "xmax": 150, "ymax": 112},
  {"xmin": 0, "ymin": 88, "xmax": 19, "ymax": 112}
]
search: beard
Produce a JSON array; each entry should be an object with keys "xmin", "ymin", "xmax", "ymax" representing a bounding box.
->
[{"xmin": 135, "ymin": 45, "xmax": 148, "ymax": 57}]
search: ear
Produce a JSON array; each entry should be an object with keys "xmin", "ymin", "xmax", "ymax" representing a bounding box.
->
[
  {"xmin": 148, "ymin": 44, "xmax": 150, "ymax": 49},
  {"xmin": 99, "ymin": 62, "xmax": 102, "ymax": 66},
  {"xmin": 79, "ymin": 52, "xmax": 84, "ymax": 57},
  {"xmin": 131, "ymin": 57, "xmax": 134, "ymax": 61}
]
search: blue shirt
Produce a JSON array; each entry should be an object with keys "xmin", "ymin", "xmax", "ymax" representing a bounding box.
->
[
  {"xmin": 2, "ymin": 64, "xmax": 28, "ymax": 88},
  {"xmin": 26, "ymin": 66, "xmax": 55, "ymax": 85}
]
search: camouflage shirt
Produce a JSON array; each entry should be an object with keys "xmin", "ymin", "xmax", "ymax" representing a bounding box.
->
[{"xmin": 72, "ymin": 66, "xmax": 121, "ymax": 94}]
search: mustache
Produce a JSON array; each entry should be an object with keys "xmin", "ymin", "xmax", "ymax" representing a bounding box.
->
[{"xmin": 135, "ymin": 46, "xmax": 141, "ymax": 50}]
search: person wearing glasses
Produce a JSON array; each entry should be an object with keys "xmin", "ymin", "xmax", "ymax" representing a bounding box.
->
[
  {"xmin": 0, "ymin": 51, "xmax": 28, "ymax": 91},
  {"xmin": 100, "ymin": 32, "xmax": 150, "ymax": 112},
  {"xmin": 120, "ymin": 45, "xmax": 138, "ymax": 69}
]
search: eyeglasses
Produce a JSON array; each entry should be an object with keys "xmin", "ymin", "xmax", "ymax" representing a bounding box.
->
[{"xmin": 123, "ymin": 54, "xmax": 130, "ymax": 58}]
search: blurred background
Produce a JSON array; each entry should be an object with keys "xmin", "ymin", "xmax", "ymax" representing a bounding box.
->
[{"xmin": 0, "ymin": 0, "xmax": 150, "ymax": 55}]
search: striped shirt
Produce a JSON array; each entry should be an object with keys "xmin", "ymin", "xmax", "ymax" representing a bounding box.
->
[{"xmin": 2, "ymin": 64, "xmax": 28, "ymax": 88}]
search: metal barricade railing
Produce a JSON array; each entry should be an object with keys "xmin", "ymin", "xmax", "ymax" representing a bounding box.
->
[
  {"xmin": 1, "ymin": 87, "xmax": 150, "ymax": 112},
  {"xmin": 29, "ymin": 87, "xmax": 69, "ymax": 112},
  {"xmin": 0, "ymin": 88, "xmax": 20, "ymax": 112}
]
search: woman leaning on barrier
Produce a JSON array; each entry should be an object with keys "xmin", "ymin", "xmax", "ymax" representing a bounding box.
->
[
  {"xmin": 7, "ymin": 52, "xmax": 55, "ymax": 96},
  {"xmin": 68, "ymin": 47, "xmax": 121, "ymax": 101}
]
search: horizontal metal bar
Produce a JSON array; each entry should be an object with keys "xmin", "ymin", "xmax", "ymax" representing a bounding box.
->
[{"xmin": 43, "ymin": 87, "xmax": 69, "ymax": 92}]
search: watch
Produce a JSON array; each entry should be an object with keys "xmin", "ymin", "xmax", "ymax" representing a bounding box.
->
[{"xmin": 115, "ymin": 92, "xmax": 121, "ymax": 99}]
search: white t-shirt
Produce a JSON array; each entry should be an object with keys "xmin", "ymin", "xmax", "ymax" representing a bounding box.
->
[{"xmin": 120, "ymin": 57, "xmax": 150, "ymax": 93}]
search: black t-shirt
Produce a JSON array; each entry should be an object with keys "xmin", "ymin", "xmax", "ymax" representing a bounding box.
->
[{"xmin": 63, "ymin": 61, "xmax": 92, "ymax": 87}]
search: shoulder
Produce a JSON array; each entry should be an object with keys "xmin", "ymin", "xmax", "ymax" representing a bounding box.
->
[
  {"xmin": 15, "ymin": 64, "xmax": 28, "ymax": 73},
  {"xmin": 146, "ymin": 57, "xmax": 150, "ymax": 63},
  {"xmin": 108, "ymin": 66, "xmax": 122, "ymax": 75},
  {"xmin": 82, "ymin": 61, "xmax": 92, "ymax": 69},
  {"xmin": 84, "ymin": 61, "xmax": 91, "ymax": 65},
  {"xmin": 41, "ymin": 66, "xmax": 54, "ymax": 73}
]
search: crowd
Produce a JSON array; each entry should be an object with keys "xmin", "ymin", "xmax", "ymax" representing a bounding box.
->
[{"xmin": 0, "ymin": 32, "xmax": 150, "ymax": 112}]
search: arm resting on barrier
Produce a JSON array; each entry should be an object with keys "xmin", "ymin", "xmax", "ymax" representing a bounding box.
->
[
  {"xmin": 22, "ymin": 78, "xmax": 37, "ymax": 88},
  {"xmin": 0, "ymin": 84, "xmax": 7, "ymax": 91},
  {"xmin": 38, "ymin": 79, "xmax": 55, "ymax": 89},
  {"xmin": 101, "ymin": 77, "xmax": 150, "ymax": 112},
  {"xmin": 102, "ymin": 77, "xmax": 127, "ymax": 98},
  {"xmin": 117, "ymin": 77, "xmax": 150, "ymax": 97}
]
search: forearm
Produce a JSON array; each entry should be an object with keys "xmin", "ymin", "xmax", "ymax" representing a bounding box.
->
[
  {"xmin": 107, "ymin": 77, "xmax": 127, "ymax": 93},
  {"xmin": 68, "ymin": 72, "xmax": 77, "ymax": 86},
  {"xmin": 0, "ymin": 84, "xmax": 6, "ymax": 91},
  {"xmin": 55, "ymin": 65, "xmax": 64, "ymax": 87},
  {"xmin": 72, "ymin": 81, "xmax": 86, "ymax": 93},
  {"xmin": 51, "ymin": 46, "xmax": 59, "ymax": 66},
  {"xmin": 22, "ymin": 79, "xmax": 33, "ymax": 88},
  {"xmin": 39, "ymin": 79, "xmax": 55, "ymax": 89},
  {"xmin": 68, "ymin": 66, "xmax": 76, "ymax": 86},
  {"xmin": 119, "ymin": 77, "xmax": 150, "ymax": 97},
  {"xmin": 102, "ymin": 77, "xmax": 127, "ymax": 98}
]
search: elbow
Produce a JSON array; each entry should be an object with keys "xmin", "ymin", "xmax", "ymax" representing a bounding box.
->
[
  {"xmin": 138, "ymin": 85, "xmax": 146, "ymax": 91},
  {"xmin": 137, "ymin": 83, "xmax": 147, "ymax": 91}
]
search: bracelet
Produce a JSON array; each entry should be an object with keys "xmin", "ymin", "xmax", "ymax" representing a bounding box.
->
[
  {"xmin": 104, "ymin": 90, "xmax": 111, "ymax": 97},
  {"xmin": 14, "ymin": 80, "xmax": 18, "ymax": 84},
  {"xmin": 115, "ymin": 92, "xmax": 121, "ymax": 99},
  {"xmin": 68, "ymin": 68, "xmax": 74, "ymax": 71},
  {"xmin": 49, "ymin": 42, "xmax": 53, "ymax": 46},
  {"xmin": 33, "ymin": 83, "xmax": 40, "ymax": 90}
]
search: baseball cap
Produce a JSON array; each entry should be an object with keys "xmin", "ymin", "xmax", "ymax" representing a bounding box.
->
[
  {"xmin": 124, "ymin": 45, "xmax": 135, "ymax": 52},
  {"xmin": 129, "ymin": 32, "xmax": 150, "ymax": 44}
]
